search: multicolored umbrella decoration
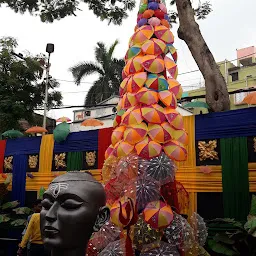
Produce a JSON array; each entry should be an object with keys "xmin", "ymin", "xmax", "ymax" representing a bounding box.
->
[
  {"xmin": 110, "ymin": 196, "xmax": 135, "ymax": 228},
  {"xmin": 141, "ymin": 104, "xmax": 166, "ymax": 124},
  {"xmin": 146, "ymin": 153, "xmax": 176, "ymax": 185},
  {"xmin": 148, "ymin": 123, "xmax": 171, "ymax": 143},
  {"xmin": 164, "ymin": 108, "xmax": 184, "ymax": 130},
  {"xmin": 124, "ymin": 56, "xmax": 144, "ymax": 76},
  {"xmin": 125, "ymin": 176, "xmax": 161, "ymax": 210},
  {"xmin": 163, "ymin": 140, "xmax": 187, "ymax": 161},
  {"xmin": 135, "ymin": 136, "xmax": 162, "ymax": 159},
  {"xmin": 154, "ymin": 25, "xmax": 174, "ymax": 43},
  {"xmin": 124, "ymin": 123, "xmax": 148, "ymax": 145},
  {"xmin": 142, "ymin": 55, "xmax": 165, "ymax": 73},
  {"xmin": 135, "ymin": 88, "xmax": 159, "ymax": 105},
  {"xmin": 100, "ymin": 0, "xmax": 196, "ymax": 253},
  {"xmin": 168, "ymin": 78, "xmax": 183, "ymax": 99},
  {"xmin": 121, "ymin": 106, "xmax": 143, "ymax": 126},
  {"xmin": 126, "ymin": 72, "xmax": 147, "ymax": 93},
  {"xmin": 164, "ymin": 56, "xmax": 178, "ymax": 78},
  {"xmin": 154, "ymin": 9, "xmax": 166, "ymax": 19},
  {"xmin": 159, "ymin": 90, "xmax": 177, "ymax": 108},
  {"xmin": 171, "ymin": 128, "xmax": 189, "ymax": 145},
  {"xmin": 113, "ymin": 140, "xmax": 134, "ymax": 158},
  {"xmin": 142, "ymin": 9, "xmax": 154, "ymax": 19},
  {"xmin": 145, "ymin": 74, "xmax": 169, "ymax": 91},
  {"xmin": 166, "ymin": 44, "xmax": 178, "ymax": 62},
  {"xmin": 130, "ymin": 25, "xmax": 154, "ymax": 46},
  {"xmin": 105, "ymin": 145, "xmax": 115, "ymax": 159},
  {"xmin": 111, "ymin": 126, "xmax": 126, "ymax": 146},
  {"xmin": 131, "ymin": 216, "xmax": 162, "ymax": 251},
  {"xmin": 99, "ymin": 240, "xmax": 127, "ymax": 256},
  {"xmin": 159, "ymin": 3, "xmax": 167, "ymax": 12},
  {"xmin": 148, "ymin": 17, "xmax": 161, "ymax": 26},
  {"xmin": 143, "ymin": 200, "xmax": 174, "ymax": 229},
  {"xmin": 122, "ymin": 92, "xmax": 137, "ymax": 109},
  {"xmin": 160, "ymin": 19, "xmax": 170, "ymax": 29},
  {"xmin": 119, "ymin": 76, "xmax": 131, "ymax": 96},
  {"xmin": 142, "ymin": 38, "xmax": 167, "ymax": 55},
  {"xmin": 116, "ymin": 153, "xmax": 141, "ymax": 179},
  {"xmin": 140, "ymin": 242, "xmax": 180, "ymax": 256}
]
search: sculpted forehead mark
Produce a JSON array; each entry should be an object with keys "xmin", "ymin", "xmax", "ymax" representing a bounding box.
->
[{"xmin": 49, "ymin": 182, "xmax": 68, "ymax": 198}]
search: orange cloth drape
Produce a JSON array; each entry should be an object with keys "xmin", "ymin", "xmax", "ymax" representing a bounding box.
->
[
  {"xmin": 39, "ymin": 134, "xmax": 54, "ymax": 173},
  {"xmin": 175, "ymin": 116, "xmax": 197, "ymax": 216}
]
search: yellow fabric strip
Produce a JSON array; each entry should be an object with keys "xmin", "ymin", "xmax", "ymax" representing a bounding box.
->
[{"xmin": 39, "ymin": 134, "xmax": 54, "ymax": 173}]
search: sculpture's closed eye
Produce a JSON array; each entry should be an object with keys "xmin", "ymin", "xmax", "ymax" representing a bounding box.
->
[
  {"xmin": 42, "ymin": 198, "xmax": 53, "ymax": 210},
  {"xmin": 61, "ymin": 199, "xmax": 83, "ymax": 210}
]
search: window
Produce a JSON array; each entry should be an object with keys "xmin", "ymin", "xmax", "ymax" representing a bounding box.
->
[
  {"xmin": 85, "ymin": 111, "xmax": 91, "ymax": 116},
  {"xmin": 230, "ymin": 72, "xmax": 239, "ymax": 82}
]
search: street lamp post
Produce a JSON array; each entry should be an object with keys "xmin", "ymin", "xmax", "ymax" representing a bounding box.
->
[{"xmin": 43, "ymin": 43, "xmax": 54, "ymax": 129}]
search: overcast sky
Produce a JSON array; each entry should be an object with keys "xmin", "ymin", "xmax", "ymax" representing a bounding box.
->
[{"xmin": 0, "ymin": 0, "xmax": 255, "ymax": 120}]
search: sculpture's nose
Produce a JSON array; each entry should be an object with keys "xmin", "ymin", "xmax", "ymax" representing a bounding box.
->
[{"xmin": 45, "ymin": 201, "xmax": 58, "ymax": 222}]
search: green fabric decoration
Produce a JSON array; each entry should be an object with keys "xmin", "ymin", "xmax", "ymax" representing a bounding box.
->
[
  {"xmin": 250, "ymin": 195, "xmax": 256, "ymax": 216},
  {"xmin": 2, "ymin": 130, "xmax": 24, "ymax": 139},
  {"xmin": 221, "ymin": 137, "xmax": 250, "ymax": 221},
  {"xmin": 67, "ymin": 152, "xmax": 83, "ymax": 172},
  {"xmin": 53, "ymin": 122, "xmax": 70, "ymax": 143},
  {"xmin": 38, "ymin": 187, "xmax": 45, "ymax": 200}
]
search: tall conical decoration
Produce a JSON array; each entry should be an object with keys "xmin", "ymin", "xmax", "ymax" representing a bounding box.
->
[{"xmin": 87, "ymin": 1, "xmax": 207, "ymax": 255}]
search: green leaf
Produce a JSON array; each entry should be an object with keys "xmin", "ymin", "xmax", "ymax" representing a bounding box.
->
[
  {"xmin": 244, "ymin": 217, "xmax": 256, "ymax": 237},
  {"xmin": 1, "ymin": 200, "xmax": 19, "ymax": 210},
  {"xmin": 208, "ymin": 240, "xmax": 239, "ymax": 255},
  {"xmin": 10, "ymin": 219, "xmax": 27, "ymax": 226},
  {"xmin": 0, "ymin": 214, "xmax": 10, "ymax": 223},
  {"xmin": 214, "ymin": 233, "xmax": 235, "ymax": 245},
  {"xmin": 13, "ymin": 207, "xmax": 31, "ymax": 215},
  {"xmin": 250, "ymin": 194, "xmax": 256, "ymax": 216},
  {"xmin": 208, "ymin": 218, "xmax": 243, "ymax": 229}
]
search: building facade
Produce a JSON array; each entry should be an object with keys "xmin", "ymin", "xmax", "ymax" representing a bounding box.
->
[{"xmin": 185, "ymin": 46, "xmax": 256, "ymax": 114}]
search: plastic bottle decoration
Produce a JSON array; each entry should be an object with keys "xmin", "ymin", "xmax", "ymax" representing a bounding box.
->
[{"xmin": 96, "ymin": 0, "xmax": 207, "ymax": 255}]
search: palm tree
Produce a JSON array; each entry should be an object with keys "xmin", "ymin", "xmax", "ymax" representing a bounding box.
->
[{"xmin": 69, "ymin": 40, "xmax": 125, "ymax": 106}]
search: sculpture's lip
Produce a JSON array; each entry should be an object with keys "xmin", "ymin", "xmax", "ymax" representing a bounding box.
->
[{"xmin": 44, "ymin": 226, "xmax": 59, "ymax": 234}]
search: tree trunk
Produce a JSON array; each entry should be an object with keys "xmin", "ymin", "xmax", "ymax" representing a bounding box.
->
[{"xmin": 175, "ymin": 0, "xmax": 230, "ymax": 112}]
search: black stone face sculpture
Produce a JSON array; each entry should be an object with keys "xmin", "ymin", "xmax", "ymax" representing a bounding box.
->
[{"xmin": 40, "ymin": 171, "xmax": 110, "ymax": 256}]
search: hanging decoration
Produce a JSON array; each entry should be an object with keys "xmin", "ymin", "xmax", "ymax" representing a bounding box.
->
[{"xmin": 97, "ymin": 0, "xmax": 207, "ymax": 255}]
